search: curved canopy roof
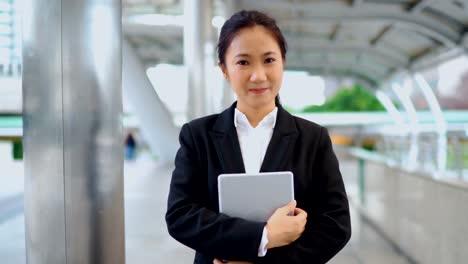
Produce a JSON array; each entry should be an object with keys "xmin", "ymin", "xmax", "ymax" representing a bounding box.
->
[{"xmin": 123, "ymin": 0, "xmax": 468, "ymax": 89}]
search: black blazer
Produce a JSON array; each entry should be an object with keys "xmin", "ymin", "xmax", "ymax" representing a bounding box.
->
[{"xmin": 166, "ymin": 102, "xmax": 351, "ymax": 264}]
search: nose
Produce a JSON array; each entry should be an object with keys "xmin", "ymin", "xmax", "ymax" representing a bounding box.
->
[{"xmin": 250, "ymin": 65, "xmax": 267, "ymax": 83}]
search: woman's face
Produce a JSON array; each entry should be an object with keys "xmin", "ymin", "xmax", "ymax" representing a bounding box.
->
[{"xmin": 220, "ymin": 25, "xmax": 284, "ymax": 110}]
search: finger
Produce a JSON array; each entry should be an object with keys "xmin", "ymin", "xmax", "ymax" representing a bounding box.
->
[
  {"xmin": 294, "ymin": 207, "xmax": 306, "ymax": 214},
  {"xmin": 293, "ymin": 210, "xmax": 307, "ymax": 224},
  {"xmin": 284, "ymin": 200, "xmax": 296, "ymax": 214},
  {"xmin": 294, "ymin": 208, "xmax": 307, "ymax": 218},
  {"xmin": 289, "ymin": 200, "xmax": 297, "ymax": 209}
]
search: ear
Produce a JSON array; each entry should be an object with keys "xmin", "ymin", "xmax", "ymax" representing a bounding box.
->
[{"xmin": 218, "ymin": 62, "xmax": 229, "ymax": 81}]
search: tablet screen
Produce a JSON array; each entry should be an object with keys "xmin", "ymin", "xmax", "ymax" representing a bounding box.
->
[{"xmin": 218, "ymin": 171, "xmax": 294, "ymax": 222}]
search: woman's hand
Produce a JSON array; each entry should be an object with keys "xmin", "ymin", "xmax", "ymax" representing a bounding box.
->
[
  {"xmin": 213, "ymin": 259, "xmax": 253, "ymax": 264},
  {"xmin": 265, "ymin": 200, "xmax": 307, "ymax": 249}
]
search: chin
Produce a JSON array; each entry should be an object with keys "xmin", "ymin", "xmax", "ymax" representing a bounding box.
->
[{"xmin": 248, "ymin": 98, "xmax": 275, "ymax": 108}]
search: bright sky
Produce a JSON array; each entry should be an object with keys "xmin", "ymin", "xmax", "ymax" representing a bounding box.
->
[{"xmin": 437, "ymin": 55, "xmax": 468, "ymax": 97}]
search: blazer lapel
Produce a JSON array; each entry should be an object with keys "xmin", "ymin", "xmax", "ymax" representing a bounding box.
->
[
  {"xmin": 209, "ymin": 102, "xmax": 246, "ymax": 174},
  {"xmin": 209, "ymin": 102, "xmax": 298, "ymax": 174},
  {"xmin": 260, "ymin": 105, "xmax": 299, "ymax": 172}
]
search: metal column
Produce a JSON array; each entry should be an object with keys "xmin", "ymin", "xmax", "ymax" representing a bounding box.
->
[
  {"xmin": 413, "ymin": 74, "xmax": 447, "ymax": 173},
  {"xmin": 22, "ymin": 0, "xmax": 125, "ymax": 263},
  {"xmin": 184, "ymin": 0, "xmax": 213, "ymax": 120},
  {"xmin": 392, "ymin": 81, "xmax": 420, "ymax": 169}
]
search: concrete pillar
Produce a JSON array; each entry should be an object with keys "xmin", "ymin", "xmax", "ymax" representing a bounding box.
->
[{"xmin": 22, "ymin": 0, "xmax": 124, "ymax": 263}]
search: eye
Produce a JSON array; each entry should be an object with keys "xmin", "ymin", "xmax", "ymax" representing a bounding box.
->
[
  {"xmin": 265, "ymin": 58, "xmax": 276, "ymax": 63},
  {"xmin": 236, "ymin": 60, "xmax": 249, "ymax": 66}
]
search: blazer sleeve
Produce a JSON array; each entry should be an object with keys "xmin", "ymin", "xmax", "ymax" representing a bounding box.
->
[
  {"xmin": 284, "ymin": 127, "xmax": 352, "ymax": 263},
  {"xmin": 165, "ymin": 123, "xmax": 265, "ymax": 261}
]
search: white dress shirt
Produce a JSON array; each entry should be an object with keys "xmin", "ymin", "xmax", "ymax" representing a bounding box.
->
[{"xmin": 234, "ymin": 107, "xmax": 278, "ymax": 257}]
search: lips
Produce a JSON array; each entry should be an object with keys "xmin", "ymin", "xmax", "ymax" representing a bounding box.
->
[{"xmin": 249, "ymin": 88, "xmax": 268, "ymax": 94}]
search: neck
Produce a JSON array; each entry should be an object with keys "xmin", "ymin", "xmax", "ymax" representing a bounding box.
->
[{"xmin": 236, "ymin": 101, "xmax": 276, "ymax": 128}]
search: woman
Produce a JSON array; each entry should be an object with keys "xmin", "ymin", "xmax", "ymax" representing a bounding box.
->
[{"xmin": 166, "ymin": 10, "xmax": 351, "ymax": 264}]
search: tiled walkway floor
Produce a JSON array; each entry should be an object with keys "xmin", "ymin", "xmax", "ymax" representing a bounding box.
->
[{"xmin": 0, "ymin": 154, "xmax": 411, "ymax": 263}]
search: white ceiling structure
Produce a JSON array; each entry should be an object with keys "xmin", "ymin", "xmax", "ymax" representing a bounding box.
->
[{"xmin": 122, "ymin": 0, "xmax": 468, "ymax": 89}]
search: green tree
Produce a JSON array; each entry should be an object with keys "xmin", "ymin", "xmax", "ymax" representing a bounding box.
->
[{"xmin": 302, "ymin": 84, "xmax": 385, "ymax": 112}]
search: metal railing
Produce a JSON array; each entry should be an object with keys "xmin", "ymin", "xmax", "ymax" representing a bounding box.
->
[{"xmin": 372, "ymin": 129, "xmax": 468, "ymax": 181}]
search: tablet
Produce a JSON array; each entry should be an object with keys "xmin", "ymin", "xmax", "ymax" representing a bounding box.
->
[{"xmin": 217, "ymin": 171, "xmax": 294, "ymax": 222}]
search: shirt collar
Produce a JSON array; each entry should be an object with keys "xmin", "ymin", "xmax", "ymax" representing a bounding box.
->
[{"xmin": 234, "ymin": 107, "xmax": 278, "ymax": 129}]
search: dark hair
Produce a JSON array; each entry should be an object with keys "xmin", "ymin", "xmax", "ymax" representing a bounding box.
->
[
  {"xmin": 217, "ymin": 10, "xmax": 286, "ymax": 106},
  {"xmin": 217, "ymin": 10, "xmax": 287, "ymax": 65}
]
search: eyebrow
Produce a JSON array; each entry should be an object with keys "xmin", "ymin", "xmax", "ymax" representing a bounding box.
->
[{"xmin": 234, "ymin": 51, "xmax": 278, "ymax": 58}]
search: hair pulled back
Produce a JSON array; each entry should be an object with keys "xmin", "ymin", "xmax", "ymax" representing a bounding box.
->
[{"xmin": 217, "ymin": 10, "xmax": 287, "ymax": 105}]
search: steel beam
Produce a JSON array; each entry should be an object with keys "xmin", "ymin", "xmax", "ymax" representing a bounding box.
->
[
  {"xmin": 242, "ymin": 1, "xmax": 462, "ymax": 47},
  {"xmin": 287, "ymin": 41, "xmax": 408, "ymax": 66},
  {"xmin": 408, "ymin": 0, "xmax": 435, "ymax": 13},
  {"xmin": 286, "ymin": 55, "xmax": 389, "ymax": 80}
]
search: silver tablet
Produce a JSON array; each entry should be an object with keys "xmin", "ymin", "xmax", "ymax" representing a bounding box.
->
[{"xmin": 217, "ymin": 171, "xmax": 294, "ymax": 222}]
